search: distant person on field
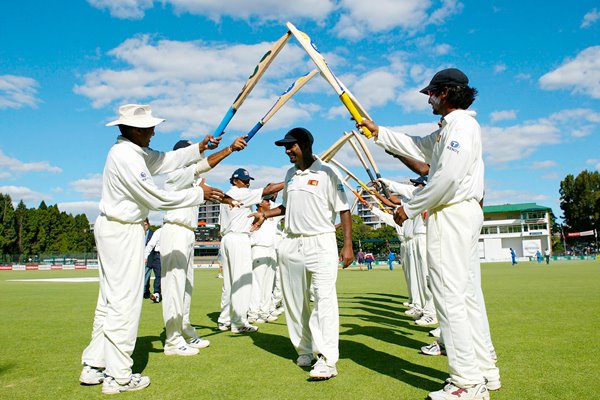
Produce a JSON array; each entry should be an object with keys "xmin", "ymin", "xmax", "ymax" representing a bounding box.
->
[
  {"xmin": 365, "ymin": 252, "xmax": 375, "ymax": 270},
  {"xmin": 544, "ymin": 248, "xmax": 550, "ymax": 264},
  {"xmin": 510, "ymin": 248, "xmax": 517, "ymax": 266},
  {"xmin": 143, "ymin": 225, "xmax": 162, "ymax": 303}
]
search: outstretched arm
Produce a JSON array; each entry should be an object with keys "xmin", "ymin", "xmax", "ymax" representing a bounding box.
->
[{"xmin": 339, "ymin": 210, "xmax": 354, "ymax": 269}]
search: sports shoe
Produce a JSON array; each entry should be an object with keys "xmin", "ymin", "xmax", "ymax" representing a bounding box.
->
[
  {"xmin": 164, "ymin": 345, "xmax": 199, "ymax": 356},
  {"xmin": 266, "ymin": 314, "xmax": 278, "ymax": 322},
  {"xmin": 428, "ymin": 382, "xmax": 489, "ymax": 400},
  {"xmin": 485, "ymin": 377, "xmax": 501, "ymax": 391},
  {"xmin": 79, "ymin": 364, "xmax": 105, "ymax": 385},
  {"xmin": 402, "ymin": 301, "xmax": 412, "ymax": 307},
  {"xmin": 247, "ymin": 316, "xmax": 258, "ymax": 323},
  {"xmin": 187, "ymin": 337, "xmax": 210, "ymax": 349},
  {"xmin": 231, "ymin": 324, "xmax": 258, "ymax": 333},
  {"xmin": 217, "ymin": 322, "xmax": 230, "ymax": 331},
  {"xmin": 102, "ymin": 374, "xmax": 151, "ymax": 394},
  {"xmin": 150, "ymin": 292, "xmax": 161, "ymax": 303},
  {"xmin": 421, "ymin": 341, "xmax": 446, "ymax": 356},
  {"xmin": 309, "ymin": 356, "xmax": 337, "ymax": 380},
  {"xmin": 296, "ymin": 354, "xmax": 314, "ymax": 367},
  {"xmin": 415, "ymin": 315, "xmax": 438, "ymax": 326},
  {"xmin": 271, "ymin": 307, "xmax": 284, "ymax": 317},
  {"xmin": 217, "ymin": 273, "xmax": 223, "ymax": 279},
  {"xmin": 429, "ymin": 327, "xmax": 441, "ymax": 338},
  {"xmin": 405, "ymin": 307, "xmax": 422, "ymax": 317}
]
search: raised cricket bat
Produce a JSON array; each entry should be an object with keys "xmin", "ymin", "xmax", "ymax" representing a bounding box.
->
[
  {"xmin": 213, "ymin": 32, "xmax": 291, "ymax": 137},
  {"xmin": 344, "ymin": 131, "xmax": 377, "ymax": 183},
  {"xmin": 352, "ymin": 130, "xmax": 391, "ymax": 198},
  {"xmin": 328, "ymin": 158, "xmax": 389, "ymax": 212},
  {"xmin": 246, "ymin": 69, "xmax": 318, "ymax": 142},
  {"xmin": 286, "ymin": 21, "xmax": 373, "ymax": 138},
  {"xmin": 320, "ymin": 134, "xmax": 353, "ymax": 162}
]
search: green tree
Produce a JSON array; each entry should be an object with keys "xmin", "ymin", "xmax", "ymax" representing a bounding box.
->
[
  {"xmin": 559, "ymin": 170, "xmax": 600, "ymax": 233},
  {"xmin": 0, "ymin": 194, "xmax": 17, "ymax": 255}
]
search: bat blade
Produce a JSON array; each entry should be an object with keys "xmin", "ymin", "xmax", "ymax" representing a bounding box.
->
[{"xmin": 213, "ymin": 31, "xmax": 291, "ymax": 137}]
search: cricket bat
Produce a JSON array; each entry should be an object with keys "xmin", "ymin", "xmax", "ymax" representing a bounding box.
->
[
  {"xmin": 246, "ymin": 69, "xmax": 318, "ymax": 142},
  {"xmin": 213, "ymin": 31, "xmax": 291, "ymax": 137},
  {"xmin": 286, "ymin": 21, "xmax": 373, "ymax": 138}
]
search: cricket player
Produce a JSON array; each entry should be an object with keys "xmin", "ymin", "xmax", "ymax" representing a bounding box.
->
[
  {"xmin": 143, "ymin": 226, "xmax": 162, "ymax": 303},
  {"xmin": 217, "ymin": 169, "xmax": 283, "ymax": 333},
  {"xmin": 358, "ymin": 68, "xmax": 500, "ymax": 400},
  {"xmin": 250, "ymin": 127, "xmax": 354, "ymax": 380},
  {"xmin": 79, "ymin": 104, "xmax": 226, "ymax": 394},
  {"xmin": 160, "ymin": 137, "xmax": 247, "ymax": 356}
]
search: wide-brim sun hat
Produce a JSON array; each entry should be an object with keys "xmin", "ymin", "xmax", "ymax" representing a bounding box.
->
[{"xmin": 106, "ymin": 104, "xmax": 165, "ymax": 128}]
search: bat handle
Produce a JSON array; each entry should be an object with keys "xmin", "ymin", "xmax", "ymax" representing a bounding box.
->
[
  {"xmin": 340, "ymin": 92, "xmax": 372, "ymax": 138},
  {"xmin": 245, "ymin": 122, "xmax": 263, "ymax": 142},
  {"xmin": 213, "ymin": 107, "xmax": 236, "ymax": 137}
]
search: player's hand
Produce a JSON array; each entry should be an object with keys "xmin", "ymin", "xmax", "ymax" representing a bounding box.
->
[
  {"xmin": 248, "ymin": 211, "xmax": 266, "ymax": 231},
  {"xmin": 199, "ymin": 180, "xmax": 224, "ymax": 202},
  {"xmin": 393, "ymin": 205, "xmax": 409, "ymax": 226},
  {"xmin": 200, "ymin": 134, "xmax": 221, "ymax": 151},
  {"xmin": 340, "ymin": 243, "xmax": 355, "ymax": 269},
  {"xmin": 221, "ymin": 195, "xmax": 241, "ymax": 208},
  {"xmin": 230, "ymin": 136, "xmax": 248, "ymax": 152},
  {"xmin": 356, "ymin": 119, "xmax": 379, "ymax": 139}
]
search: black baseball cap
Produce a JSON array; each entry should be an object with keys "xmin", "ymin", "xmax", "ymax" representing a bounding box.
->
[
  {"xmin": 275, "ymin": 127, "xmax": 314, "ymax": 146},
  {"xmin": 420, "ymin": 68, "xmax": 469, "ymax": 94},
  {"xmin": 173, "ymin": 139, "xmax": 193, "ymax": 151}
]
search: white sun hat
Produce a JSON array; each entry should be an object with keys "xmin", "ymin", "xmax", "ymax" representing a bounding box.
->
[{"xmin": 106, "ymin": 104, "xmax": 165, "ymax": 128}]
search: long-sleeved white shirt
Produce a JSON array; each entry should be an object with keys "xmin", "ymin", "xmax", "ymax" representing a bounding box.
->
[
  {"xmin": 99, "ymin": 136, "xmax": 205, "ymax": 223},
  {"xmin": 371, "ymin": 207, "xmax": 404, "ymax": 239},
  {"xmin": 163, "ymin": 158, "xmax": 211, "ymax": 229},
  {"xmin": 219, "ymin": 186, "xmax": 264, "ymax": 236},
  {"xmin": 144, "ymin": 227, "xmax": 162, "ymax": 258},
  {"xmin": 375, "ymin": 110, "xmax": 484, "ymax": 219}
]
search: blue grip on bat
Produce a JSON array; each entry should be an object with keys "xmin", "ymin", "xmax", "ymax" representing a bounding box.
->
[
  {"xmin": 213, "ymin": 107, "xmax": 236, "ymax": 137},
  {"xmin": 245, "ymin": 122, "xmax": 263, "ymax": 142}
]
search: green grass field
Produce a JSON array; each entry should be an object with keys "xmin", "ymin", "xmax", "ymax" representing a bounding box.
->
[{"xmin": 0, "ymin": 260, "xmax": 598, "ymax": 399}]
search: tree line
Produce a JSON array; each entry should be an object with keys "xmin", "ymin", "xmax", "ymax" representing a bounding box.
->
[{"xmin": 0, "ymin": 194, "xmax": 95, "ymax": 262}]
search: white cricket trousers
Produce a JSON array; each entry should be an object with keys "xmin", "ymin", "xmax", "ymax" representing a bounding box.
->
[
  {"xmin": 81, "ymin": 215, "xmax": 144, "ymax": 384},
  {"xmin": 402, "ymin": 239, "xmax": 421, "ymax": 308},
  {"xmin": 427, "ymin": 199, "xmax": 500, "ymax": 387},
  {"xmin": 160, "ymin": 223, "xmax": 198, "ymax": 350},
  {"xmin": 410, "ymin": 234, "xmax": 436, "ymax": 318},
  {"xmin": 278, "ymin": 232, "xmax": 339, "ymax": 364},
  {"xmin": 248, "ymin": 245, "xmax": 277, "ymax": 320},
  {"xmin": 218, "ymin": 232, "xmax": 253, "ymax": 329}
]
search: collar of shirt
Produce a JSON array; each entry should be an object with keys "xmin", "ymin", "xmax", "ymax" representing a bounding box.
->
[
  {"xmin": 293, "ymin": 158, "xmax": 322, "ymax": 176},
  {"xmin": 116, "ymin": 135, "xmax": 154, "ymax": 154},
  {"xmin": 441, "ymin": 109, "xmax": 477, "ymax": 126}
]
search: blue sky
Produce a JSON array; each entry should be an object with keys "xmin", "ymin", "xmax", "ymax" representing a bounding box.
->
[{"xmin": 1, "ymin": 1, "xmax": 599, "ymax": 225}]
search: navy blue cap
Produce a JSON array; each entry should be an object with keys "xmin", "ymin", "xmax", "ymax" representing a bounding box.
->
[
  {"xmin": 173, "ymin": 139, "xmax": 193, "ymax": 151},
  {"xmin": 410, "ymin": 175, "xmax": 428, "ymax": 185},
  {"xmin": 275, "ymin": 127, "xmax": 314, "ymax": 146},
  {"xmin": 420, "ymin": 68, "xmax": 469, "ymax": 94},
  {"xmin": 231, "ymin": 168, "xmax": 254, "ymax": 181}
]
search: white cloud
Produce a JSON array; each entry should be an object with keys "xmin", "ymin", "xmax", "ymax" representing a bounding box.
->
[
  {"xmin": 88, "ymin": 0, "xmax": 335, "ymax": 21},
  {"xmin": 0, "ymin": 75, "xmax": 41, "ymax": 110},
  {"xmin": 483, "ymin": 188, "xmax": 549, "ymax": 205},
  {"xmin": 75, "ymin": 35, "xmax": 315, "ymax": 137},
  {"xmin": 483, "ymin": 108, "xmax": 600, "ymax": 165},
  {"xmin": 530, "ymin": 160, "xmax": 557, "ymax": 169},
  {"xmin": 334, "ymin": 0, "xmax": 463, "ymax": 39},
  {"xmin": 542, "ymin": 172, "xmax": 560, "ymax": 180},
  {"xmin": 0, "ymin": 149, "xmax": 62, "ymax": 177},
  {"xmin": 494, "ymin": 64, "xmax": 507, "ymax": 73},
  {"xmin": 490, "ymin": 110, "xmax": 517, "ymax": 123},
  {"xmin": 586, "ymin": 159, "xmax": 600, "ymax": 170},
  {"xmin": 539, "ymin": 46, "xmax": 600, "ymax": 99},
  {"xmin": 0, "ymin": 186, "xmax": 49, "ymax": 204},
  {"xmin": 69, "ymin": 174, "xmax": 103, "ymax": 200},
  {"xmin": 581, "ymin": 8, "xmax": 600, "ymax": 28}
]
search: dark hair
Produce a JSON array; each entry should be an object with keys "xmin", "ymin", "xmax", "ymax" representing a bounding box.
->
[
  {"xmin": 118, "ymin": 124, "xmax": 134, "ymax": 136},
  {"xmin": 443, "ymin": 85, "xmax": 478, "ymax": 109}
]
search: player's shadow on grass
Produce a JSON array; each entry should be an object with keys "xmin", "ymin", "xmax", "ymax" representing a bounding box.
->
[
  {"xmin": 341, "ymin": 322, "xmax": 428, "ymax": 351},
  {"xmin": 0, "ymin": 363, "xmax": 15, "ymax": 376},
  {"xmin": 340, "ymin": 339, "xmax": 445, "ymax": 391},
  {"xmin": 247, "ymin": 331, "xmax": 298, "ymax": 361},
  {"xmin": 131, "ymin": 330, "xmax": 165, "ymax": 373}
]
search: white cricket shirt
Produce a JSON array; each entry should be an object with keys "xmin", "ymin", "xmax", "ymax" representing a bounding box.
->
[
  {"xmin": 219, "ymin": 186, "xmax": 264, "ymax": 235},
  {"xmin": 282, "ymin": 159, "xmax": 349, "ymax": 236}
]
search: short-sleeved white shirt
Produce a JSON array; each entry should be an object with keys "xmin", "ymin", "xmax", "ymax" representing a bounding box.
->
[
  {"xmin": 219, "ymin": 186, "xmax": 264, "ymax": 235},
  {"xmin": 282, "ymin": 159, "xmax": 349, "ymax": 236}
]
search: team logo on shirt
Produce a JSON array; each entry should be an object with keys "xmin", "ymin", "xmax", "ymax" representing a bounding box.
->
[
  {"xmin": 447, "ymin": 140, "xmax": 460, "ymax": 153},
  {"xmin": 308, "ymin": 179, "xmax": 319, "ymax": 186},
  {"xmin": 140, "ymin": 171, "xmax": 150, "ymax": 181}
]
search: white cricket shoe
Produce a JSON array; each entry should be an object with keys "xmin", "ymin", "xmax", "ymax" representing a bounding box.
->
[
  {"xmin": 405, "ymin": 307, "xmax": 422, "ymax": 317},
  {"xmin": 428, "ymin": 382, "xmax": 489, "ymax": 400},
  {"xmin": 231, "ymin": 324, "xmax": 259, "ymax": 333},
  {"xmin": 421, "ymin": 341, "xmax": 446, "ymax": 356},
  {"xmin": 429, "ymin": 327, "xmax": 441, "ymax": 338},
  {"xmin": 79, "ymin": 364, "xmax": 105, "ymax": 385},
  {"xmin": 217, "ymin": 322, "xmax": 230, "ymax": 331},
  {"xmin": 296, "ymin": 354, "xmax": 314, "ymax": 367},
  {"xmin": 415, "ymin": 315, "xmax": 438, "ymax": 326},
  {"xmin": 266, "ymin": 314, "xmax": 279, "ymax": 322},
  {"xmin": 102, "ymin": 374, "xmax": 151, "ymax": 394},
  {"xmin": 164, "ymin": 345, "xmax": 199, "ymax": 356},
  {"xmin": 309, "ymin": 356, "xmax": 337, "ymax": 380},
  {"xmin": 187, "ymin": 337, "xmax": 210, "ymax": 349},
  {"xmin": 485, "ymin": 376, "xmax": 502, "ymax": 391}
]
